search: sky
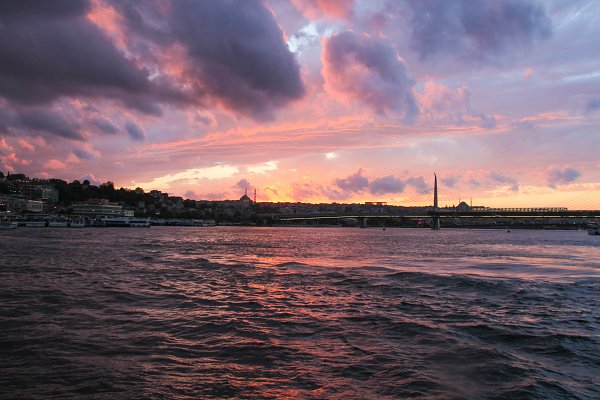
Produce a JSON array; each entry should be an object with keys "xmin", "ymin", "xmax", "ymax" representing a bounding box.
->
[{"xmin": 0, "ymin": 0, "xmax": 599, "ymax": 207}]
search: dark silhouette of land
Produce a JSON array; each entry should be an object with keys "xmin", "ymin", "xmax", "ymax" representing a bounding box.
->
[{"xmin": 1, "ymin": 171, "xmax": 598, "ymax": 229}]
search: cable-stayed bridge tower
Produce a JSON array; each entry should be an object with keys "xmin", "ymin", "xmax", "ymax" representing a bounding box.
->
[{"xmin": 431, "ymin": 173, "xmax": 441, "ymax": 230}]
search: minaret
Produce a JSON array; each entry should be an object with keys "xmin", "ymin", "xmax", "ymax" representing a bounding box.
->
[
  {"xmin": 431, "ymin": 173, "xmax": 440, "ymax": 230},
  {"xmin": 253, "ymin": 188, "xmax": 256, "ymax": 203}
]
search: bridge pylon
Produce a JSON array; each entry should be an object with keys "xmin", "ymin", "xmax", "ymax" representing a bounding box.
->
[{"xmin": 431, "ymin": 173, "xmax": 441, "ymax": 230}]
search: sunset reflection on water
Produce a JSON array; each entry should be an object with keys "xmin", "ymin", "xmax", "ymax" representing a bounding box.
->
[{"xmin": 1, "ymin": 227, "xmax": 599, "ymax": 398}]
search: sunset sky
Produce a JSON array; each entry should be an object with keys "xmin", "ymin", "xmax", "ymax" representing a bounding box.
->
[{"xmin": 0, "ymin": 0, "xmax": 599, "ymax": 207}]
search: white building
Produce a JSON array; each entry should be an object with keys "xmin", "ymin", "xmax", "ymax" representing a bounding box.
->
[
  {"xmin": 0, "ymin": 196, "xmax": 44, "ymax": 213},
  {"xmin": 72, "ymin": 202, "xmax": 123, "ymax": 216}
]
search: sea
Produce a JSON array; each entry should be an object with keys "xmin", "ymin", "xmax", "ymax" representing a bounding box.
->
[{"xmin": 1, "ymin": 227, "xmax": 599, "ymax": 399}]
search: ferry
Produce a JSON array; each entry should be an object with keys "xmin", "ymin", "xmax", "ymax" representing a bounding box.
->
[
  {"xmin": 129, "ymin": 218, "xmax": 151, "ymax": 227},
  {"xmin": 25, "ymin": 218, "xmax": 47, "ymax": 227},
  {"xmin": 48, "ymin": 217, "xmax": 69, "ymax": 227},
  {"xmin": 588, "ymin": 223, "xmax": 600, "ymax": 236},
  {"xmin": 103, "ymin": 217, "xmax": 150, "ymax": 227},
  {"xmin": 69, "ymin": 217, "xmax": 86, "ymax": 228}
]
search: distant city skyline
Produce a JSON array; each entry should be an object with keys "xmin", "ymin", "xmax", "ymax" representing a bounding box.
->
[{"xmin": 0, "ymin": 0, "xmax": 599, "ymax": 208}]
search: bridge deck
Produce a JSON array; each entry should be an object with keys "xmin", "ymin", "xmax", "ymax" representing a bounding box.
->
[{"xmin": 273, "ymin": 210, "xmax": 600, "ymax": 221}]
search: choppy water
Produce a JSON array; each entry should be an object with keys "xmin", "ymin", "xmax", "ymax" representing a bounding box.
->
[{"xmin": 1, "ymin": 227, "xmax": 599, "ymax": 399}]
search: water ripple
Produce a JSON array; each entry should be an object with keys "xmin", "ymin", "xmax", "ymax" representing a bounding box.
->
[{"xmin": 1, "ymin": 227, "xmax": 599, "ymax": 398}]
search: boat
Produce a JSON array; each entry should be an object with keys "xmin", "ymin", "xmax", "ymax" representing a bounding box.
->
[
  {"xmin": 69, "ymin": 217, "xmax": 86, "ymax": 228},
  {"xmin": 48, "ymin": 217, "xmax": 69, "ymax": 227},
  {"xmin": 0, "ymin": 220, "xmax": 17, "ymax": 229},
  {"xmin": 129, "ymin": 218, "xmax": 151, "ymax": 227},
  {"xmin": 103, "ymin": 217, "xmax": 131, "ymax": 227},
  {"xmin": 588, "ymin": 223, "xmax": 600, "ymax": 235},
  {"xmin": 25, "ymin": 218, "xmax": 47, "ymax": 227},
  {"xmin": 103, "ymin": 216, "xmax": 150, "ymax": 227}
]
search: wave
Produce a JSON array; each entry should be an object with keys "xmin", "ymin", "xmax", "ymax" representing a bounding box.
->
[{"xmin": 1, "ymin": 228, "xmax": 599, "ymax": 399}]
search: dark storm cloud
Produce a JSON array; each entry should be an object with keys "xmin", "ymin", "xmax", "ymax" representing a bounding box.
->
[
  {"xmin": 0, "ymin": 0, "xmax": 150, "ymax": 105},
  {"xmin": 112, "ymin": 1, "xmax": 174, "ymax": 47},
  {"xmin": 406, "ymin": 0, "xmax": 552, "ymax": 62},
  {"xmin": 0, "ymin": 0, "xmax": 304, "ymax": 145},
  {"xmin": 323, "ymin": 31, "xmax": 418, "ymax": 119},
  {"xmin": 17, "ymin": 109, "xmax": 84, "ymax": 141},
  {"xmin": 115, "ymin": 0, "xmax": 305, "ymax": 119},
  {"xmin": 125, "ymin": 121, "xmax": 146, "ymax": 142},
  {"xmin": 168, "ymin": 0, "xmax": 305, "ymax": 119},
  {"xmin": 73, "ymin": 148, "xmax": 96, "ymax": 160},
  {"xmin": 0, "ymin": 0, "xmax": 89, "ymax": 18},
  {"xmin": 91, "ymin": 118, "xmax": 119, "ymax": 135},
  {"xmin": 0, "ymin": 107, "xmax": 14, "ymax": 134}
]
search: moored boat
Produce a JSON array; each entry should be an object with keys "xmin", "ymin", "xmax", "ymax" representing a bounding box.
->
[
  {"xmin": 48, "ymin": 217, "xmax": 69, "ymax": 227},
  {"xmin": 129, "ymin": 218, "xmax": 151, "ymax": 227},
  {"xmin": 25, "ymin": 219, "xmax": 47, "ymax": 227},
  {"xmin": 69, "ymin": 217, "xmax": 86, "ymax": 228},
  {"xmin": 103, "ymin": 217, "xmax": 130, "ymax": 227},
  {"xmin": 103, "ymin": 216, "xmax": 150, "ymax": 227},
  {"xmin": 588, "ymin": 223, "xmax": 600, "ymax": 235},
  {"xmin": 0, "ymin": 220, "xmax": 17, "ymax": 229}
]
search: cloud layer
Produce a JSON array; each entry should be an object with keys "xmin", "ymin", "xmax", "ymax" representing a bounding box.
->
[
  {"xmin": 547, "ymin": 167, "xmax": 581, "ymax": 188},
  {"xmin": 116, "ymin": 0, "xmax": 305, "ymax": 119},
  {"xmin": 0, "ymin": 0, "xmax": 597, "ymax": 209},
  {"xmin": 406, "ymin": 0, "xmax": 552, "ymax": 62},
  {"xmin": 0, "ymin": 0, "xmax": 306, "ymax": 145},
  {"xmin": 323, "ymin": 31, "xmax": 418, "ymax": 119},
  {"xmin": 0, "ymin": 0, "xmax": 150, "ymax": 105},
  {"xmin": 335, "ymin": 169, "xmax": 430, "ymax": 196}
]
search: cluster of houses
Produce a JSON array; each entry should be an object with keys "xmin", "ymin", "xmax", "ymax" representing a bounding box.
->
[
  {"xmin": 0, "ymin": 173, "xmax": 55, "ymax": 214},
  {"xmin": 3, "ymin": 171, "xmax": 516, "ymax": 227},
  {"xmin": 0, "ymin": 172, "xmax": 258, "ymax": 222}
]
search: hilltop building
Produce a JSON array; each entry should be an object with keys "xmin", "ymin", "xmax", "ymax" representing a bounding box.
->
[{"xmin": 239, "ymin": 188, "xmax": 253, "ymax": 204}]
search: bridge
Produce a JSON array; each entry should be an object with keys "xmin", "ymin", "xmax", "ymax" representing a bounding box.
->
[{"xmin": 274, "ymin": 174, "xmax": 600, "ymax": 229}]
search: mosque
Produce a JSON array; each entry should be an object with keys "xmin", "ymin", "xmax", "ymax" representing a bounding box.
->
[{"xmin": 238, "ymin": 188, "xmax": 255, "ymax": 204}]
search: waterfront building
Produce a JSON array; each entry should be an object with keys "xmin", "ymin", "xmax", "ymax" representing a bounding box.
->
[
  {"xmin": 72, "ymin": 201, "xmax": 123, "ymax": 216},
  {"xmin": 0, "ymin": 195, "xmax": 44, "ymax": 213}
]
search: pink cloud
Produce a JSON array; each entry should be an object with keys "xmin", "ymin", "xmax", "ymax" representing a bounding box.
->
[
  {"xmin": 0, "ymin": 138, "xmax": 18, "ymax": 171},
  {"xmin": 291, "ymin": 0, "xmax": 354, "ymax": 20},
  {"xmin": 43, "ymin": 159, "xmax": 68, "ymax": 170},
  {"xmin": 418, "ymin": 82, "xmax": 471, "ymax": 123},
  {"xmin": 0, "ymin": 137, "xmax": 14, "ymax": 152},
  {"xmin": 18, "ymin": 139, "xmax": 35, "ymax": 152}
]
